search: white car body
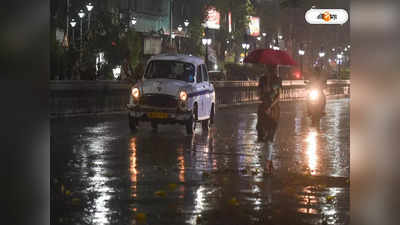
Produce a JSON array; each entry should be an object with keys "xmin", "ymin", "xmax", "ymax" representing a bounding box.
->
[{"xmin": 127, "ymin": 54, "xmax": 216, "ymax": 133}]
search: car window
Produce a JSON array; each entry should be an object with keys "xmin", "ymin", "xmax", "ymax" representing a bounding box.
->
[
  {"xmin": 202, "ymin": 65, "xmax": 209, "ymax": 82},
  {"xmin": 144, "ymin": 60, "xmax": 195, "ymax": 82},
  {"xmin": 196, "ymin": 66, "xmax": 203, "ymax": 83}
]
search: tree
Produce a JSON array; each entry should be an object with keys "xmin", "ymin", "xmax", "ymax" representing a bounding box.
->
[
  {"xmin": 210, "ymin": 0, "xmax": 254, "ymax": 64},
  {"xmin": 89, "ymin": 11, "xmax": 143, "ymax": 79}
]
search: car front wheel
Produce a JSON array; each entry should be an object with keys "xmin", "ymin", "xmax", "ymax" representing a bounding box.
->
[{"xmin": 185, "ymin": 107, "xmax": 197, "ymax": 135}]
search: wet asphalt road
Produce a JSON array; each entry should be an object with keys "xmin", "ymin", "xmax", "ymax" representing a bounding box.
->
[{"xmin": 51, "ymin": 98, "xmax": 349, "ymax": 225}]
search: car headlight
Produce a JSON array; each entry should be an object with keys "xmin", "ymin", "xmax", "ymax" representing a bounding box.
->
[
  {"xmin": 132, "ymin": 87, "xmax": 140, "ymax": 99},
  {"xmin": 179, "ymin": 91, "xmax": 188, "ymax": 101},
  {"xmin": 309, "ymin": 90, "xmax": 319, "ymax": 101}
]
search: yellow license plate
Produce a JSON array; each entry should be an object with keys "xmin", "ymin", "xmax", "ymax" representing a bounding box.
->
[{"xmin": 147, "ymin": 112, "xmax": 168, "ymax": 119}]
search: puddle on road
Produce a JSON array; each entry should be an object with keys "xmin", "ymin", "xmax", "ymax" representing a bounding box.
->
[{"xmin": 52, "ymin": 99, "xmax": 349, "ymax": 225}]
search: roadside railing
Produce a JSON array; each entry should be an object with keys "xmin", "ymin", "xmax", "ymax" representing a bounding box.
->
[{"xmin": 49, "ymin": 80, "xmax": 350, "ymax": 117}]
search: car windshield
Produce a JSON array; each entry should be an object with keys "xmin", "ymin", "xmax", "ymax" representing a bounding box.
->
[{"xmin": 144, "ymin": 60, "xmax": 195, "ymax": 82}]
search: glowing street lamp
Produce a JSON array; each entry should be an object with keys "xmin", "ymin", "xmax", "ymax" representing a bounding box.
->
[
  {"xmin": 262, "ymin": 32, "xmax": 267, "ymax": 37},
  {"xmin": 86, "ymin": 3, "xmax": 94, "ymax": 30},
  {"xmin": 319, "ymin": 51, "xmax": 325, "ymax": 58},
  {"xmin": 131, "ymin": 17, "xmax": 137, "ymax": 25},
  {"xmin": 78, "ymin": 9, "xmax": 85, "ymax": 62},
  {"xmin": 298, "ymin": 49, "xmax": 305, "ymax": 76},
  {"xmin": 337, "ymin": 54, "xmax": 343, "ymax": 78},
  {"xmin": 184, "ymin": 19, "xmax": 190, "ymax": 27},
  {"xmin": 177, "ymin": 25, "xmax": 183, "ymax": 32},
  {"xmin": 202, "ymin": 38, "xmax": 212, "ymax": 69},
  {"xmin": 242, "ymin": 43, "xmax": 250, "ymax": 56},
  {"xmin": 70, "ymin": 18, "xmax": 77, "ymax": 45}
]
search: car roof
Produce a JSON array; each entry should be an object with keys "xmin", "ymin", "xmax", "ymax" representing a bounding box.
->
[{"xmin": 148, "ymin": 53, "xmax": 205, "ymax": 66}]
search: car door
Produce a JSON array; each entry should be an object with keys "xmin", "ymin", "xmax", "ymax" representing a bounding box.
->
[
  {"xmin": 201, "ymin": 64, "xmax": 212, "ymax": 117},
  {"xmin": 195, "ymin": 65, "xmax": 205, "ymax": 118}
]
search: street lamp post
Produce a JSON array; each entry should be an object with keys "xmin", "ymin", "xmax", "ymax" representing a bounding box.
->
[
  {"xmin": 184, "ymin": 19, "xmax": 189, "ymax": 38},
  {"xmin": 298, "ymin": 49, "xmax": 305, "ymax": 77},
  {"xmin": 78, "ymin": 9, "xmax": 85, "ymax": 62},
  {"xmin": 337, "ymin": 53, "xmax": 343, "ymax": 79},
  {"xmin": 177, "ymin": 25, "xmax": 183, "ymax": 52},
  {"xmin": 131, "ymin": 17, "xmax": 137, "ymax": 26},
  {"xmin": 70, "ymin": 19, "xmax": 77, "ymax": 47},
  {"xmin": 202, "ymin": 38, "xmax": 212, "ymax": 69},
  {"xmin": 86, "ymin": 3, "xmax": 93, "ymax": 31},
  {"xmin": 242, "ymin": 43, "xmax": 250, "ymax": 57}
]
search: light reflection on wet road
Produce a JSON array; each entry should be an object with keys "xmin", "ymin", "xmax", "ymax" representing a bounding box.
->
[{"xmin": 52, "ymin": 98, "xmax": 349, "ymax": 225}]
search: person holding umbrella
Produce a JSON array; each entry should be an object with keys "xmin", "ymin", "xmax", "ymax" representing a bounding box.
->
[
  {"xmin": 256, "ymin": 66, "xmax": 281, "ymax": 142},
  {"xmin": 244, "ymin": 48, "xmax": 296, "ymax": 174}
]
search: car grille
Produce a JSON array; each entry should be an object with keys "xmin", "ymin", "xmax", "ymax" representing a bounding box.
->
[{"xmin": 140, "ymin": 94, "xmax": 178, "ymax": 108}]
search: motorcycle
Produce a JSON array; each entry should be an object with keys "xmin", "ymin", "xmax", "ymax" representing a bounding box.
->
[{"xmin": 306, "ymin": 86, "xmax": 326, "ymax": 124}]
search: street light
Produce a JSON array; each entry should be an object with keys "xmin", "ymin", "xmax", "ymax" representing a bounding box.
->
[
  {"xmin": 332, "ymin": 48, "xmax": 335, "ymax": 52},
  {"xmin": 202, "ymin": 38, "xmax": 212, "ymax": 69},
  {"xmin": 113, "ymin": 66, "xmax": 121, "ymax": 80},
  {"xmin": 177, "ymin": 25, "xmax": 183, "ymax": 32},
  {"xmin": 86, "ymin": 3, "xmax": 93, "ymax": 31},
  {"xmin": 298, "ymin": 49, "xmax": 305, "ymax": 77},
  {"xmin": 344, "ymin": 47, "xmax": 348, "ymax": 51},
  {"xmin": 242, "ymin": 43, "xmax": 250, "ymax": 56},
  {"xmin": 319, "ymin": 51, "xmax": 325, "ymax": 58},
  {"xmin": 70, "ymin": 18, "xmax": 77, "ymax": 46},
  {"xmin": 78, "ymin": 9, "xmax": 85, "ymax": 62},
  {"xmin": 262, "ymin": 32, "xmax": 267, "ymax": 37},
  {"xmin": 278, "ymin": 34, "xmax": 283, "ymax": 40},
  {"xmin": 184, "ymin": 19, "xmax": 190, "ymax": 27},
  {"xmin": 131, "ymin": 17, "xmax": 137, "ymax": 25},
  {"xmin": 257, "ymin": 36, "xmax": 261, "ymax": 41},
  {"xmin": 337, "ymin": 54, "xmax": 343, "ymax": 79}
]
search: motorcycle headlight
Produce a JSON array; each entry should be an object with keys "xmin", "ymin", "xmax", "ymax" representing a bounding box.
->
[
  {"xmin": 309, "ymin": 90, "xmax": 319, "ymax": 101},
  {"xmin": 132, "ymin": 87, "xmax": 140, "ymax": 99},
  {"xmin": 179, "ymin": 91, "xmax": 188, "ymax": 101}
]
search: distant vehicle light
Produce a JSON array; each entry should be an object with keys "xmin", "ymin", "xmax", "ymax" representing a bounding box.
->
[{"xmin": 309, "ymin": 90, "xmax": 319, "ymax": 101}]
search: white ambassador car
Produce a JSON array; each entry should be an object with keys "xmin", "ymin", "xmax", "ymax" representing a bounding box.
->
[{"xmin": 127, "ymin": 54, "xmax": 216, "ymax": 134}]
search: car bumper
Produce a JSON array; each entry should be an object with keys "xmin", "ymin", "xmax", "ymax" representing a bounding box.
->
[{"xmin": 127, "ymin": 104, "xmax": 191, "ymax": 124}]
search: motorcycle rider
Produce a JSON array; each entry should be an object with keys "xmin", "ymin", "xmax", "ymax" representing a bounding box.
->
[{"xmin": 308, "ymin": 64, "xmax": 327, "ymax": 114}]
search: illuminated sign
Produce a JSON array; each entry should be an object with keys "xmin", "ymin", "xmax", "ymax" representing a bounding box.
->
[
  {"xmin": 228, "ymin": 12, "xmax": 232, "ymax": 33},
  {"xmin": 204, "ymin": 7, "xmax": 220, "ymax": 29},
  {"xmin": 248, "ymin": 16, "xmax": 260, "ymax": 37}
]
